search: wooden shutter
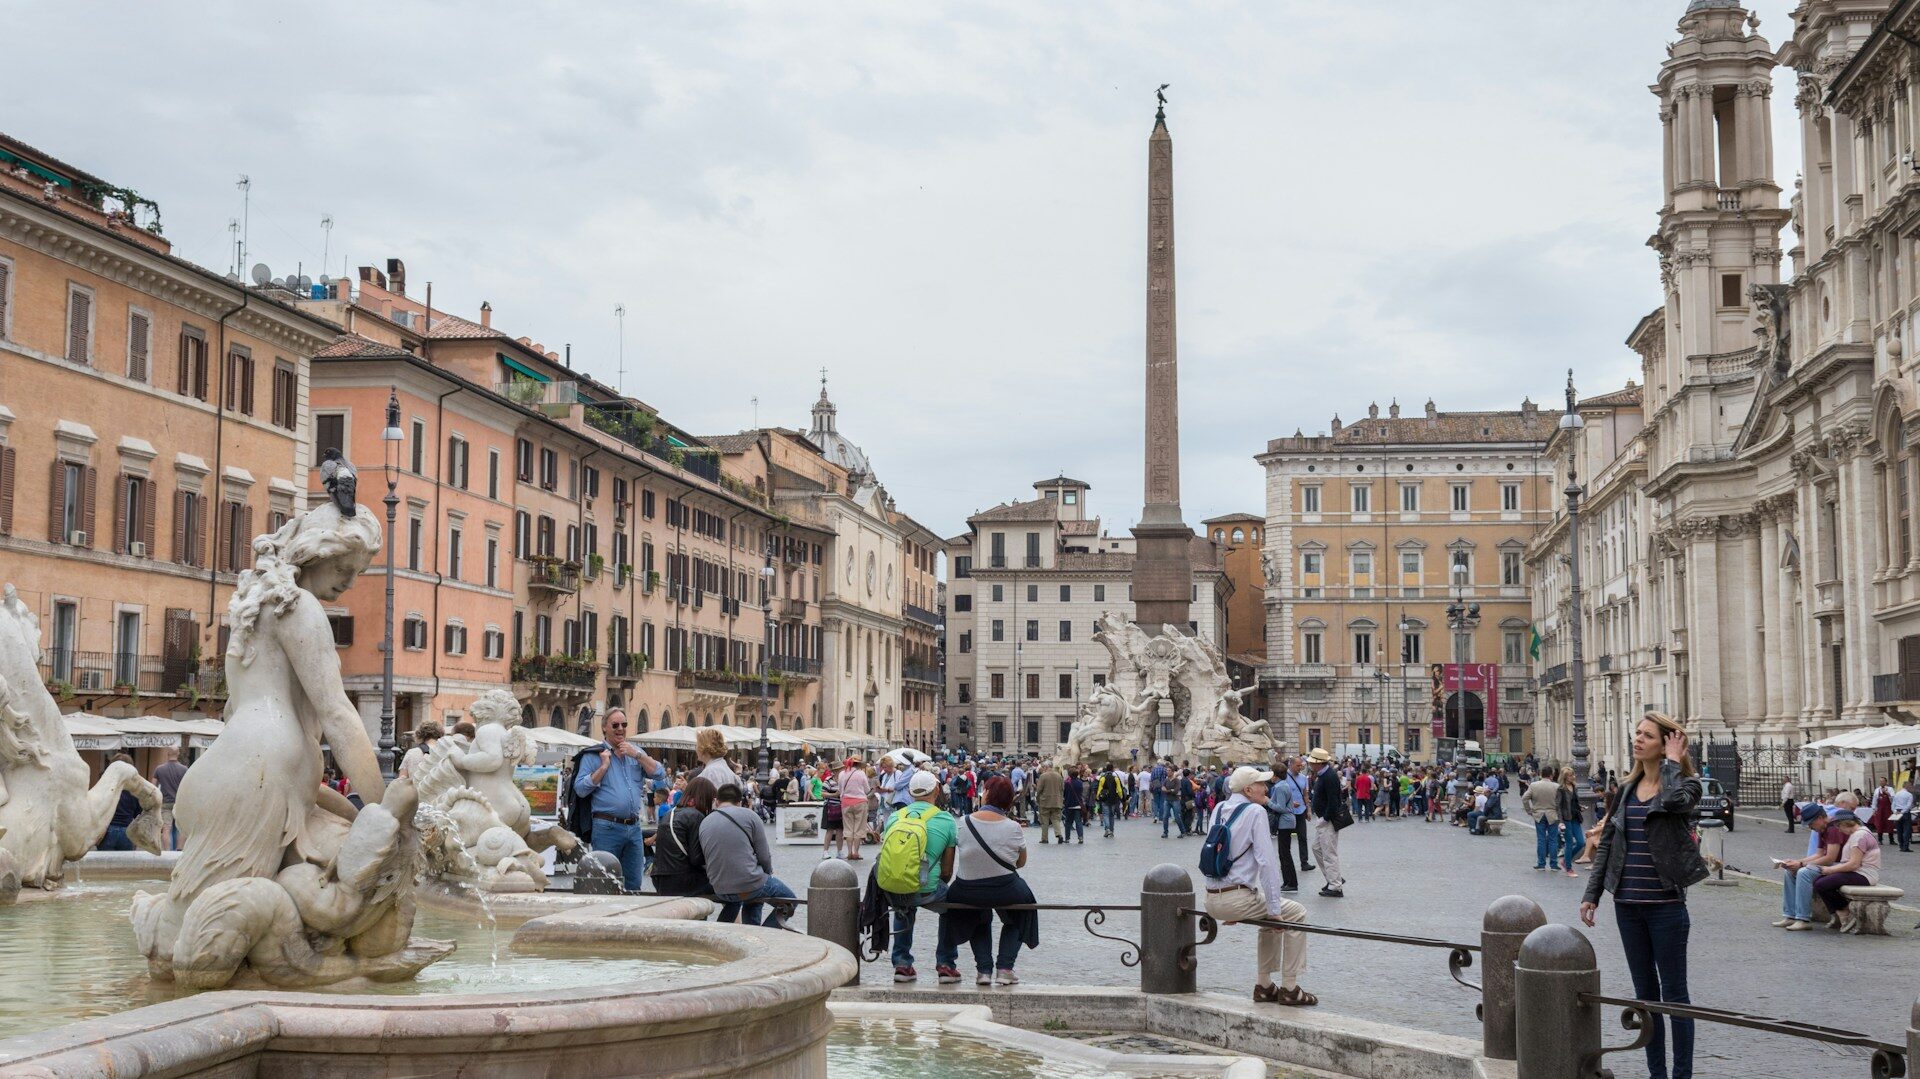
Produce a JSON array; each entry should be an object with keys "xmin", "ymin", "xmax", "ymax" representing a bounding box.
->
[
  {"xmin": 444, "ymin": 622, "xmax": 455, "ymax": 653},
  {"xmin": 241, "ymin": 504, "xmax": 254, "ymax": 567},
  {"xmin": 141, "ymin": 478, "xmax": 157, "ymax": 554},
  {"xmin": 214, "ymin": 501, "xmax": 230, "ymax": 573},
  {"xmin": 48, "ymin": 461, "xmax": 66, "ymax": 542},
  {"xmin": 128, "ymin": 312, "xmax": 149, "ymax": 382},
  {"xmin": 0, "ymin": 446, "xmax": 13, "ymax": 535},
  {"xmin": 240, "ymin": 355, "xmax": 255, "ymax": 415},
  {"xmin": 113, "ymin": 472, "xmax": 129, "ymax": 554},
  {"xmin": 193, "ymin": 338, "xmax": 208, "ymax": 400},
  {"xmin": 177, "ymin": 332, "xmax": 191, "ymax": 394},
  {"xmin": 79, "ymin": 466, "xmax": 96, "ymax": 547},
  {"xmin": 173, "ymin": 490, "xmax": 189, "ymax": 563},
  {"xmin": 66, "ymin": 290, "xmax": 90, "ymax": 364}
]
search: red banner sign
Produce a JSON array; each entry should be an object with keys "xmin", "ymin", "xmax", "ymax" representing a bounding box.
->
[{"xmin": 1432, "ymin": 663, "xmax": 1499, "ymax": 740}]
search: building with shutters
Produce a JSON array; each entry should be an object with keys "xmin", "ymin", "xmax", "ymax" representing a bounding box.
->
[
  {"xmin": 892, "ymin": 511, "xmax": 945, "ymax": 751},
  {"xmin": 0, "ymin": 133, "xmax": 334, "ymax": 720},
  {"xmin": 944, "ymin": 476, "xmax": 1229, "ymax": 759},
  {"xmin": 302, "ymin": 264, "xmax": 797, "ymax": 747},
  {"xmin": 1257, "ymin": 400, "xmax": 1552, "ymax": 761}
]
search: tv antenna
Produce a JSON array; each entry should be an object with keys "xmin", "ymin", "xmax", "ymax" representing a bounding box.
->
[
  {"xmin": 320, "ymin": 214, "xmax": 334, "ymax": 272},
  {"xmin": 236, "ymin": 175, "xmax": 252, "ymax": 279},
  {"xmin": 614, "ymin": 303, "xmax": 627, "ymax": 394}
]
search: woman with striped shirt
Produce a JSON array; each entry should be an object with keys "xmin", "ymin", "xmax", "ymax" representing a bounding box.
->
[{"xmin": 1579, "ymin": 713, "xmax": 1708, "ymax": 1079}]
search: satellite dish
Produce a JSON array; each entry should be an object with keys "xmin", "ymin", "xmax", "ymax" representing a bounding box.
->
[
  {"xmin": 250, "ymin": 263, "xmax": 272, "ymax": 286},
  {"xmin": 270, "ymin": 277, "xmax": 285, "ymax": 289},
  {"xmin": 317, "ymin": 274, "xmax": 332, "ymax": 285},
  {"xmin": 297, "ymin": 275, "xmax": 312, "ymax": 290}
]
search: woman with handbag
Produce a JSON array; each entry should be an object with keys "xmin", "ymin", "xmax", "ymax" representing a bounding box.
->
[
  {"xmin": 650, "ymin": 778, "xmax": 715, "ymax": 897},
  {"xmin": 934, "ymin": 776, "xmax": 1037, "ymax": 987}
]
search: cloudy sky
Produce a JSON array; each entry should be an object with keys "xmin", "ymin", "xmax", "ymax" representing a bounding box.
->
[{"xmin": 11, "ymin": 0, "xmax": 1802, "ymax": 539}]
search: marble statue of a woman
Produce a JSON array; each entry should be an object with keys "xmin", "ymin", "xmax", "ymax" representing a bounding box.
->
[{"xmin": 130, "ymin": 483, "xmax": 452, "ymax": 989}]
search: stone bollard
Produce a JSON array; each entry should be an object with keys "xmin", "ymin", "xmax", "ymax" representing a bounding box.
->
[
  {"xmin": 1140, "ymin": 863, "xmax": 1196, "ymax": 995},
  {"xmin": 573, "ymin": 850, "xmax": 625, "ymax": 895},
  {"xmin": 1514, "ymin": 924, "xmax": 1601, "ymax": 1079},
  {"xmin": 1908, "ymin": 999, "xmax": 1918, "ymax": 1079},
  {"xmin": 808, "ymin": 858, "xmax": 862, "ymax": 986},
  {"xmin": 1481, "ymin": 895, "xmax": 1546, "ymax": 1061}
]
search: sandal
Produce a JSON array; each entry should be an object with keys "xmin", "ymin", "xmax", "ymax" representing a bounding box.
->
[
  {"xmin": 1274, "ymin": 986, "xmax": 1318, "ymax": 1007},
  {"xmin": 1252, "ymin": 983, "xmax": 1280, "ymax": 1003}
]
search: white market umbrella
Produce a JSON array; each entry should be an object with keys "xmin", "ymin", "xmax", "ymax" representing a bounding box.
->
[
  {"xmin": 525, "ymin": 725, "xmax": 600, "ymax": 750},
  {"xmin": 885, "ymin": 747, "xmax": 930, "ymax": 765}
]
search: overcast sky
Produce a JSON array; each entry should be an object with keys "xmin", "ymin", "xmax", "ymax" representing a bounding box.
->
[{"xmin": 10, "ymin": 1, "xmax": 1801, "ymax": 540}]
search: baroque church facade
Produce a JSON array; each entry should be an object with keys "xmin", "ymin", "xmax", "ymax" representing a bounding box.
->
[{"xmin": 1535, "ymin": 0, "xmax": 1920, "ymax": 789}]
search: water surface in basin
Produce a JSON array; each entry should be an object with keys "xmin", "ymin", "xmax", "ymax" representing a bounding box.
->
[
  {"xmin": 0, "ymin": 879, "xmax": 703, "ymax": 1039},
  {"xmin": 826, "ymin": 1017, "xmax": 1198, "ymax": 1079}
]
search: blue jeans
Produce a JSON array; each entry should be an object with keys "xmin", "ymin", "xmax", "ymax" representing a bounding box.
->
[
  {"xmin": 1153, "ymin": 791, "xmax": 1170, "ymax": 833},
  {"xmin": 1099, "ymin": 803, "xmax": 1118, "ymax": 833},
  {"xmin": 1780, "ymin": 865, "xmax": 1821, "ymax": 921},
  {"xmin": 1615, "ymin": 902, "xmax": 1693, "ymax": 1079},
  {"xmin": 99, "ymin": 825, "xmax": 134, "ymax": 852},
  {"xmin": 717, "ymin": 876, "xmax": 796, "ymax": 929},
  {"xmin": 1535, "ymin": 818, "xmax": 1563, "ymax": 868},
  {"xmin": 1561, "ymin": 819, "xmax": 1586, "ymax": 865},
  {"xmin": 889, "ymin": 883, "xmax": 948, "ymax": 969},
  {"xmin": 1063, "ymin": 807, "xmax": 1085, "ymax": 841},
  {"xmin": 593, "ymin": 819, "xmax": 647, "ymax": 891}
]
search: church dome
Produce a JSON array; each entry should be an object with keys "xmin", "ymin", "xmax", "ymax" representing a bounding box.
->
[
  {"xmin": 1684, "ymin": 0, "xmax": 1743, "ymax": 10},
  {"xmin": 807, "ymin": 380, "xmax": 874, "ymax": 478}
]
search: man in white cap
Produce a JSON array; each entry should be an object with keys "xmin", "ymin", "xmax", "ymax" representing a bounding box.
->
[
  {"xmin": 1201, "ymin": 764, "xmax": 1314, "ymax": 1006},
  {"xmin": 878, "ymin": 768, "xmax": 957, "ymax": 982}
]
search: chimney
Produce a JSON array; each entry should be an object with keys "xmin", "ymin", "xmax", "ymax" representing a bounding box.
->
[
  {"xmin": 1388, "ymin": 399, "xmax": 1401, "ymax": 419},
  {"xmin": 1425, "ymin": 399, "xmax": 1437, "ymax": 420},
  {"xmin": 385, "ymin": 258, "xmax": 407, "ymax": 297},
  {"xmin": 1367, "ymin": 401, "xmax": 1379, "ymax": 419},
  {"xmin": 359, "ymin": 265, "xmax": 387, "ymax": 292},
  {"xmin": 480, "ymin": 301, "xmax": 492, "ymax": 328}
]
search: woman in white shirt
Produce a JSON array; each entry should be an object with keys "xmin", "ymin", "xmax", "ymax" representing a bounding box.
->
[
  {"xmin": 934, "ymin": 776, "xmax": 1037, "ymax": 987},
  {"xmin": 695, "ymin": 727, "xmax": 740, "ymax": 791}
]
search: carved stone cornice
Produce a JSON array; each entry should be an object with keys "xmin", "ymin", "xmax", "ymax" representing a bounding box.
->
[
  {"xmin": 1824, "ymin": 419, "xmax": 1872, "ymax": 459},
  {"xmin": 1739, "ymin": 78, "xmax": 1772, "ymax": 98},
  {"xmin": 0, "ymin": 195, "xmax": 334, "ymax": 356},
  {"xmin": 1671, "ymin": 516, "xmax": 1721, "ymax": 543}
]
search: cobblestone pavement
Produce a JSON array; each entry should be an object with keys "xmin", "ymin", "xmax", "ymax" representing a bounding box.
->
[{"xmin": 761, "ymin": 807, "xmax": 1917, "ymax": 1079}]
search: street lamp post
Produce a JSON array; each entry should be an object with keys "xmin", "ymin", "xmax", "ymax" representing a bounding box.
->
[
  {"xmin": 1396, "ymin": 615, "xmax": 1411, "ymax": 755},
  {"xmin": 757, "ymin": 535, "xmax": 776, "ymax": 785},
  {"xmin": 1446, "ymin": 556, "xmax": 1480, "ymax": 752},
  {"xmin": 1561, "ymin": 370, "xmax": 1592, "ymax": 795},
  {"xmin": 378, "ymin": 389, "xmax": 405, "ymax": 780}
]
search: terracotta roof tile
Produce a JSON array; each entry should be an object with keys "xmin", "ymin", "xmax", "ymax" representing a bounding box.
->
[
  {"xmin": 968, "ymin": 496, "xmax": 1058, "ymax": 523},
  {"xmin": 424, "ymin": 313, "xmax": 504, "ymax": 340},
  {"xmin": 314, "ymin": 334, "xmax": 413, "ymax": 360},
  {"xmin": 1578, "ymin": 384, "xmax": 1643, "ymax": 408}
]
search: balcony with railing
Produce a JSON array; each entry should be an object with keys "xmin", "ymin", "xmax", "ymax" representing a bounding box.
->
[
  {"xmin": 773, "ymin": 655, "xmax": 823, "ymax": 678},
  {"xmin": 1264, "ymin": 663, "xmax": 1336, "ymax": 683},
  {"xmin": 495, "ymin": 377, "xmax": 579, "ymax": 417},
  {"xmin": 511, "ymin": 654, "xmax": 598, "ymax": 691},
  {"xmin": 780, "ymin": 596, "xmax": 809, "ymax": 620},
  {"xmin": 1541, "ymin": 662, "xmax": 1569, "ymax": 686},
  {"xmin": 527, "ymin": 558, "xmax": 581, "ymax": 597},
  {"xmin": 903, "ymin": 603, "xmax": 939, "ymax": 627},
  {"xmin": 608, "ymin": 652, "xmax": 650, "ymax": 682},
  {"xmin": 1873, "ymin": 669, "xmax": 1920, "ymax": 704},
  {"xmin": 904, "ymin": 662, "xmax": 942, "ymax": 685}
]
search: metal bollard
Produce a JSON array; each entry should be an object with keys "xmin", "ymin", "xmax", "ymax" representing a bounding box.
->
[
  {"xmin": 1140, "ymin": 863, "xmax": 1196, "ymax": 995},
  {"xmin": 573, "ymin": 850, "xmax": 625, "ymax": 895},
  {"xmin": 1481, "ymin": 895, "xmax": 1546, "ymax": 1061},
  {"xmin": 807, "ymin": 858, "xmax": 861, "ymax": 986},
  {"xmin": 1513, "ymin": 924, "xmax": 1601, "ymax": 1079}
]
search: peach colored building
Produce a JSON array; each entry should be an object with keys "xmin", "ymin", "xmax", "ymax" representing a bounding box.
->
[
  {"xmin": 302, "ymin": 264, "xmax": 793, "ymax": 746},
  {"xmin": 1202, "ymin": 512, "xmax": 1267, "ymax": 661},
  {"xmin": 0, "ymin": 134, "xmax": 334, "ymax": 746},
  {"xmin": 891, "ymin": 512, "xmax": 944, "ymax": 751}
]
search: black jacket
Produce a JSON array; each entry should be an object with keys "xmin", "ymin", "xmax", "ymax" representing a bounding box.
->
[
  {"xmin": 1310, "ymin": 765, "xmax": 1343, "ymax": 821},
  {"xmin": 1582, "ymin": 761, "xmax": 1709, "ymax": 905},
  {"xmin": 1556, "ymin": 785, "xmax": 1585, "ymax": 827},
  {"xmin": 648, "ymin": 805, "xmax": 709, "ymax": 894}
]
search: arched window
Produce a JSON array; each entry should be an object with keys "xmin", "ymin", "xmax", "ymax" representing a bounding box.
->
[
  {"xmin": 661, "ymin": 709, "xmax": 673, "ymax": 728},
  {"xmin": 704, "ymin": 712, "xmax": 715, "ymax": 727},
  {"xmin": 1231, "ymin": 527, "xmax": 1244, "ymax": 543},
  {"xmin": 521, "ymin": 704, "xmax": 535, "ymax": 727},
  {"xmin": 635, "ymin": 708, "xmax": 650, "ymax": 733},
  {"xmin": 548, "ymin": 705, "xmax": 564, "ymax": 728},
  {"xmin": 576, "ymin": 705, "xmax": 594, "ymax": 735}
]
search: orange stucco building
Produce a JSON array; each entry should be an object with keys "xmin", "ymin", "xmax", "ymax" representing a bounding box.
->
[{"xmin": 0, "ymin": 134, "xmax": 334, "ymax": 729}]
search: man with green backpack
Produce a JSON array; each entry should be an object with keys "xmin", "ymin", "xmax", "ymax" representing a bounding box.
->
[{"xmin": 877, "ymin": 770, "xmax": 957, "ymax": 982}]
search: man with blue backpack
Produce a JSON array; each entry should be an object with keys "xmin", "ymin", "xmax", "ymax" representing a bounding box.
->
[{"xmin": 1199, "ymin": 765, "xmax": 1315, "ymax": 1006}]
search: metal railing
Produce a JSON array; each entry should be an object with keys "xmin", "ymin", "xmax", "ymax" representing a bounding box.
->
[
  {"xmin": 903, "ymin": 663, "xmax": 941, "ymax": 685},
  {"xmin": 527, "ymin": 559, "xmax": 581, "ymax": 595},
  {"xmin": 902, "ymin": 603, "xmax": 940, "ymax": 627},
  {"xmin": 1579, "ymin": 993, "xmax": 1906, "ymax": 1079},
  {"xmin": 1183, "ymin": 910, "xmax": 1479, "ymax": 993},
  {"xmin": 772, "ymin": 655, "xmax": 822, "ymax": 677}
]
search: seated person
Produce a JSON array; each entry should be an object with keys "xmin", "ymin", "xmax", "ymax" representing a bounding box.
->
[
  {"xmin": 1811, "ymin": 809, "xmax": 1882, "ymax": 934},
  {"xmin": 1466, "ymin": 787, "xmax": 1491, "ymax": 834},
  {"xmin": 1774, "ymin": 802, "xmax": 1839, "ymax": 930}
]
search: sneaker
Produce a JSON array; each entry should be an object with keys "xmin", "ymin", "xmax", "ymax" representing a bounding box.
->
[
  {"xmin": 1319, "ymin": 886, "xmax": 1344, "ymax": 898},
  {"xmin": 1279, "ymin": 884, "xmax": 1298, "ymax": 893},
  {"xmin": 936, "ymin": 966, "xmax": 962, "ymax": 984},
  {"xmin": 1771, "ymin": 918, "xmax": 1795, "ymax": 928},
  {"xmin": 894, "ymin": 966, "xmax": 917, "ymax": 982},
  {"xmin": 995, "ymin": 969, "xmax": 1020, "ymax": 986},
  {"xmin": 976, "ymin": 971, "xmax": 994, "ymax": 986},
  {"xmin": 1785, "ymin": 920, "xmax": 1812, "ymax": 931}
]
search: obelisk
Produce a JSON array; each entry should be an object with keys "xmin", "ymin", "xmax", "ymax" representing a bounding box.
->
[{"xmin": 1130, "ymin": 89, "xmax": 1195, "ymax": 631}]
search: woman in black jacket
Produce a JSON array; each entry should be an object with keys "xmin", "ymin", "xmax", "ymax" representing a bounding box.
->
[
  {"xmin": 1579, "ymin": 713, "xmax": 1708, "ymax": 1079},
  {"xmin": 650, "ymin": 777, "xmax": 715, "ymax": 897}
]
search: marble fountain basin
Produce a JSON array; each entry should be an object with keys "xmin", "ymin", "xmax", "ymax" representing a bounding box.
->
[{"xmin": 0, "ymin": 877, "xmax": 856, "ymax": 1079}]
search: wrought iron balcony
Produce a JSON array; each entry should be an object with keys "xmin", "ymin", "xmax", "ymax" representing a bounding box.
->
[
  {"xmin": 512, "ymin": 654, "xmax": 598, "ymax": 690},
  {"xmin": 780, "ymin": 596, "xmax": 809, "ymax": 620},
  {"xmin": 903, "ymin": 603, "xmax": 939, "ymax": 627},
  {"xmin": 904, "ymin": 662, "xmax": 942, "ymax": 685},
  {"xmin": 609, "ymin": 652, "xmax": 650, "ymax": 681},
  {"xmin": 1541, "ymin": 662, "xmax": 1569, "ymax": 686},
  {"xmin": 527, "ymin": 559, "xmax": 581, "ymax": 597},
  {"xmin": 40, "ymin": 650, "xmax": 172, "ymax": 695},
  {"xmin": 773, "ymin": 655, "xmax": 822, "ymax": 678}
]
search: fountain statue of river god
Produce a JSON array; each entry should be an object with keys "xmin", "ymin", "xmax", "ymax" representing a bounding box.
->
[
  {"xmin": 130, "ymin": 460, "xmax": 453, "ymax": 989},
  {"xmin": 0, "ymin": 586, "xmax": 164, "ymax": 903}
]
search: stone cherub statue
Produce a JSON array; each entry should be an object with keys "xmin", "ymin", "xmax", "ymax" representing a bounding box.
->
[
  {"xmin": 130, "ymin": 472, "xmax": 451, "ymax": 989},
  {"xmin": 412, "ymin": 689, "xmax": 577, "ymax": 892},
  {"xmin": 0, "ymin": 584, "xmax": 163, "ymax": 903},
  {"xmin": 1054, "ymin": 683, "xmax": 1158, "ymax": 769}
]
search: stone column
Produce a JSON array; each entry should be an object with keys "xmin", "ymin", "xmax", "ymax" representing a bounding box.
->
[
  {"xmin": 807, "ymin": 859, "xmax": 862, "ymax": 986},
  {"xmin": 1687, "ymin": 528, "xmax": 1723, "ymax": 727},
  {"xmin": 1673, "ymin": 90, "xmax": 1693, "ymax": 188},
  {"xmin": 1759, "ymin": 512, "xmax": 1785, "ymax": 726},
  {"xmin": 1694, "ymin": 89, "xmax": 1716, "ymax": 189},
  {"xmin": 1850, "ymin": 450, "xmax": 1880, "ymax": 719},
  {"xmin": 1662, "ymin": 106, "xmax": 1676, "ymax": 198},
  {"xmin": 1140, "ymin": 863, "xmax": 1197, "ymax": 994},
  {"xmin": 1481, "ymin": 896, "xmax": 1547, "ymax": 1061},
  {"xmin": 1514, "ymin": 925, "xmax": 1602, "ymax": 1079},
  {"xmin": 1744, "ymin": 521, "xmax": 1766, "ymax": 734},
  {"xmin": 1732, "ymin": 87, "xmax": 1755, "ymax": 186}
]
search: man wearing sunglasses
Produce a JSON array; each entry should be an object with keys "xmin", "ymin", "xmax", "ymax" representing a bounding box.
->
[{"xmin": 572, "ymin": 708, "xmax": 665, "ymax": 890}]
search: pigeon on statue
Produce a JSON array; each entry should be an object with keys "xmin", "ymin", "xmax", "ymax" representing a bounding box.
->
[{"xmin": 319, "ymin": 449, "xmax": 358, "ymax": 514}]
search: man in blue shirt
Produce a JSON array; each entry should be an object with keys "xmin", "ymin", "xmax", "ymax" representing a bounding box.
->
[
  {"xmin": 1009, "ymin": 763, "xmax": 1028, "ymax": 823},
  {"xmin": 1149, "ymin": 759, "xmax": 1171, "ymax": 837},
  {"xmin": 571, "ymin": 708, "xmax": 665, "ymax": 891}
]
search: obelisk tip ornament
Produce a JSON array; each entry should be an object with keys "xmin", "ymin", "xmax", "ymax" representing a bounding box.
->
[{"xmin": 1131, "ymin": 84, "xmax": 1195, "ymax": 631}]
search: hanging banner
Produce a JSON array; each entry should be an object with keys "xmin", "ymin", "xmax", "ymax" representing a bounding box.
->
[
  {"xmin": 1429, "ymin": 663, "xmax": 1446, "ymax": 739},
  {"xmin": 1437, "ymin": 663, "xmax": 1500, "ymax": 740}
]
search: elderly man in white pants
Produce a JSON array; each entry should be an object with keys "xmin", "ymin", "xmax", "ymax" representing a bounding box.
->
[{"xmin": 1199, "ymin": 765, "xmax": 1315, "ymax": 1006}]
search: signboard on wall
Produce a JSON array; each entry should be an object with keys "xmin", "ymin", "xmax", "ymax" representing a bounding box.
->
[{"xmin": 1435, "ymin": 663, "xmax": 1500, "ymax": 739}]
